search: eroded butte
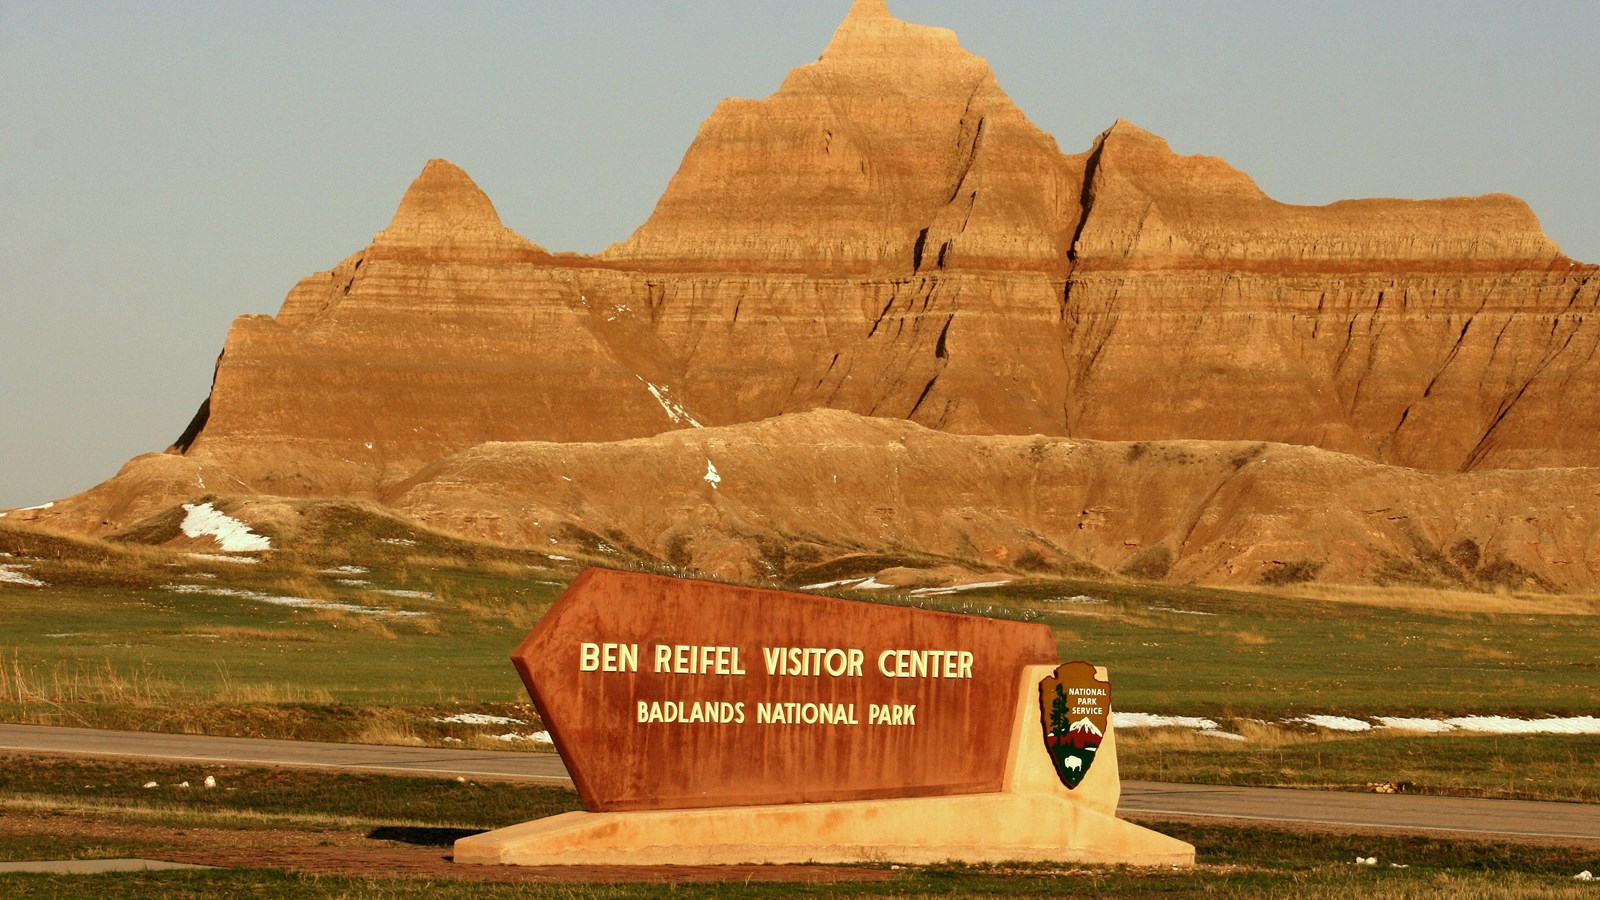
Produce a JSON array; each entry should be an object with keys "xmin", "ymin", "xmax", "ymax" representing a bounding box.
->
[{"xmin": 19, "ymin": 0, "xmax": 1600, "ymax": 591}]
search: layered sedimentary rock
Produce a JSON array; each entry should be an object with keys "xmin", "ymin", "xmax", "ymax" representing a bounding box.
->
[
  {"xmin": 384, "ymin": 410, "xmax": 1600, "ymax": 591},
  {"xmin": 21, "ymin": 0, "xmax": 1600, "ymax": 588}
]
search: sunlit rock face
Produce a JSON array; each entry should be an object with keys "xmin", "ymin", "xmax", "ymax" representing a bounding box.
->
[{"xmin": 28, "ymin": 0, "xmax": 1600, "ymax": 589}]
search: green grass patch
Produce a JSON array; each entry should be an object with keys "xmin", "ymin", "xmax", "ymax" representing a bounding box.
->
[
  {"xmin": 3, "ymin": 522, "xmax": 1598, "ymax": 803},
  {"xmin": 0, "ymin": 754, "xmax": 581, "ymax": 831},
  {"xmin": 1121, "ymin": 732, "xmax": 1600, "ymax": 803}
]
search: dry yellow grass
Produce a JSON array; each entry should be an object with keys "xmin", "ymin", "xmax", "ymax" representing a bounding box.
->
[
  {"xmin": 1255, "ymin": 583, "xmax": 1600, "ymax": 616},
  {"xmin": 0, "ymin": 654, "xmax": 173, "ymax": 705},
  {"xmin": 1117, "ymin": 720, "xmax": 1322, "ymax": 753},
  {"xmin": 210, "ymin": 682, "xmax": 335, "ymax": 704},
  {"xmin": 179, "ymin": 625, "xmax": 323, "ymax": 643},
  {"xmin": 353, "ymin": 718, "xmax": 427, "ymax": 747},
  {"xmin": 306, "ymin": 609, "xmax": 398, "ymax": 640}
]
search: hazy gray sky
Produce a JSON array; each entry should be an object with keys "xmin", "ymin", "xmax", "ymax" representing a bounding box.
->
[{"xmin": 3, "ymin": 1, "xmax": 1597, "ymax": 509}]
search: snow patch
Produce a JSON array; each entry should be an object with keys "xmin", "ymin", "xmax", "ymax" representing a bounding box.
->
[
  {"xmin": 179, "ymin": 503, "xmax": 271, "ymax": 553},
  {"xmin": 379, "ymin": 538, "xmax": 417, "ymax": 547},
  {"xmin": 1149, "ymin": 606, "xmax": 1217, "ymax": 617},
  {"xmin": 373, "ymin": 589, "xmax": 434, "ymax": 600},
  {"xmin": 1113, "ymin": 713, "xmax": 1222, "ymax": 732},
  {"xmin": 1048, "ymin": 595, "xmax": 1108, "ymax": 605},
  {"xmin": 546, "ymin": 554, "xmax": 571, "ymax": 562},
  {"xmin": 0, "ymin": 564, "xmax": 46, "ymax": 587},
  {"xmin": 1107, "ymin": 712, "xmax": 1600, "ymax": 740},
  {"xmin": 494, "ymin": 731, "xmax": 554, "ymax": 746},
  {"xmin": 1373, "ymin": 717, "xmax": 1457, "ymax": 734},
  {"xmin": 188, "ymin": 553, "xmax": 259, "ymax": 566},
  {"xmin": 639, "ymin": 377, "xmax": 703, "ymax": 428},
  {"xmin": 17, "ymin": 501, "xmax": 55, "ymax": 512},
  {"xmin": 1290, "ymin": 715, "xmax": 1374, "ymax": 732},
  {"xmin": 802, "ymin": 578, "xmax": 863, "ymax": 590},
  {"xmin": 910, "ymin": 580, "xmax": 1012, "ymax": 596},
  {"xmin": 433, "ymin": 713, "xmax": 526, "ymax": 726},
  {"xmin": 161, "ymin": 584, "xmax": 425, "ymax": 618},
  {"xmin": 1432, "ymin": 715, "xmax": 1600, "ymax": 735},
  {"xmin": 704, "ymin": 459, "xmax": 721, "ymax": 489},
  {"xmin": 321, "ymin": 566, "xmax": 370, "ymax": 576},
  {"xmin": 801, "ymin": 576, "xmax": 892, "ymax": 591},
  {"xmin": 337, "ymin": 579, "xmax": 372, "ymax": 587}
]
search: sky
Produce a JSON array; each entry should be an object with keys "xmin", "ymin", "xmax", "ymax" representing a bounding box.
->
[{"xmin": 3, "ymin": 0, "xmax": 1597, "ymax": 509}]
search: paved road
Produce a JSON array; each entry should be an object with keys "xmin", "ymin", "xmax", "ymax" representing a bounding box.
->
[
  {"xmin": 0, "ymin": 724, "xmax": 570, "ymax": 784},
  {"xmin": 1119, "ymin": 781, "xmax": 1600, "ymax": 842},
  {"xmin": 3, "ymin": 724, "xmax": 1597, "ymax": 842}
]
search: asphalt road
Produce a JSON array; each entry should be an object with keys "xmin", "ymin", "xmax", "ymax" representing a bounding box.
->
[{"xmin": 3, "ymin": 724, "xmax": 1596, "ymax": 842}]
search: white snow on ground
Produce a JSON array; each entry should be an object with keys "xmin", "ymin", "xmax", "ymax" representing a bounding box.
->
[
  {"xmin": 546, "ymin": 555, "xmax": 571, "ymax": 562},
  {"xmin": 321, "ymin": 566, "xmax": 370, "ymax": 576},
  {"xmin": 188, "ymin": 553, "xmax": 260, "ymax": 566},
  {"xmin": 802, "ymin": 578, "xmax": 863, "ymax": 590},
  {"xmin": 379, "ymin": 538, "xmax": 418, "ymax": 547},
  {"xmin": 638, "ymin": 377, "xmax": 704, "ymax": 428},
  {"xmin": 704, "ymin": 460, "xmax": 721, "ymax": 489},
  {"xmin": 1149, "ymin": 606, "xmax": 1218, "ymax": 617},
  {"xmin": 1114, "ymin": 713, "xmax": 1223, "ymax": 732},
  {"xmin": 1418, "ymin": 716, "xmax": 1600, "ymax": 735},
  {"xmin": 909, "ymin": 580, "xmax": 1013, "ymax": 596},
  {"xmin": 179, "ymin": 503, "xmax": 271, "ymax": 552},
  {"xmin": 1048, "ymin": 595, "xmax": 1108, "ymax": 605},
  {"xmin": 161, "ymin": 584, "xmax": 425, "ymax": 618},
  {"xmin": 800, "ymin": 576, "xmax": 893, "ymax": 591},
  {"xmin": 17, "ymin": 501, "xmax": 55, "ymax": 512},
  {"xmin": 337, "ymin": 579, "xmax": 372, "ymax": 587},
  {"xmin": 0, "ymin": 564, "xmax": 46, "ymax": 587},
  {"xmin": 433, "ymin": 713, "xmax": 526, "ymax": 726},
  {"xmin": 1373, "ymin": 717, "xmax": 1457, "ymax": 733},
  {"xmin": 1291, "ymin": 715, "xmax": 1374, "ymax": 732},
  {"xmin": 495, "ymin": 731, "xmax": 554, "ymax": 746},
  {"xmin": 373, "ymin": 589, "xmax": 434, "ymax": 600},
  {"xmin": 1115, "ymin": 712, "xmax": 1600, "ymax": 740}
]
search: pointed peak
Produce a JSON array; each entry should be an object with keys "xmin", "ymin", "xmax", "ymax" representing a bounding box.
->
[
  {"xmin": 387, "ymin": 159, "xmax": 504, "ymax": 231},
  {"xmin": 375, "ymin": 159, "xmax": 546, "ymax": 256},
  {"xmin": 823, "ymin": 0, "xmax": 960, "ymax": 59},
  {"xmin": 844, "ymin": 0, "xmax": 893, "ymax": 22},
  {"xmin": 1102, "ymin": 119, "xmax": 1160, "ymax": 142}
]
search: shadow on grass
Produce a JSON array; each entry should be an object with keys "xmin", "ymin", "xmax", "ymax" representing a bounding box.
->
[{"xmin": 367, "ymin": 826, "xmax": 484, "ymax": 847}]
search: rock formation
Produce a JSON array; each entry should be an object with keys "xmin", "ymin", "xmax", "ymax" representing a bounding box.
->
[
  {"xmin": 382, "ymin": 410, "xmax": 1600, "ymax": 592},
  {"xmin": 16, "ymin": 0, "xmax": 1600, "ymax": 590}
]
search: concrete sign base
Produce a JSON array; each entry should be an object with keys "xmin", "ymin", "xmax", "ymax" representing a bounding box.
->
[{"xmin": 455, "ymin": 665, "xmax": 1194, "ymax": 867}]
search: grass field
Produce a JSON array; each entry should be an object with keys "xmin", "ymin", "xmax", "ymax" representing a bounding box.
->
[
  {"xmin": 1, "ymin": 519, "xmax": 1596, "ymax": 802},
  {"xmin": 0, "ymin": 755, "xmax": 1595, "ymax": 897}
]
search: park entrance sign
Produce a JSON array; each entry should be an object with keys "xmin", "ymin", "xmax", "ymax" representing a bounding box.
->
[
  {"xmin": 456, "ymin": 569, "xmax": 1193, "ymax": 867},
  {"xmin": 513, "ymin": 568, "xmax": 1056, "ymax": 811}
]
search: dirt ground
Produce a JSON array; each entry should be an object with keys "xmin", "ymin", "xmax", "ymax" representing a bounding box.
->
[{"xmin": 0, "ymin": 809, "xmax": 897, "ymax": 885}]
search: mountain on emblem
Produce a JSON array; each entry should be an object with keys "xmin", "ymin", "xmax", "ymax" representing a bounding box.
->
[
  {"xmin": 1069, "ymin": 717, "xmax": 1103, "ymax": 737},
  {"xmin": 1039, "ymin": 661, "xmax": 1111, "ymax": 789}
]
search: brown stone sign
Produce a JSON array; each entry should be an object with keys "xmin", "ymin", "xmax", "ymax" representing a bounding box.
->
[{"xmin": 513, "ymin": 568, "xmax": 1059, "ymax": 812}]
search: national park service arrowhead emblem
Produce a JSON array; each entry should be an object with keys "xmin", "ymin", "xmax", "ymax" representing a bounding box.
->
[{"xmin": 1039, "ymin": 661, "xmax": 1110, "ymax": 789}]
